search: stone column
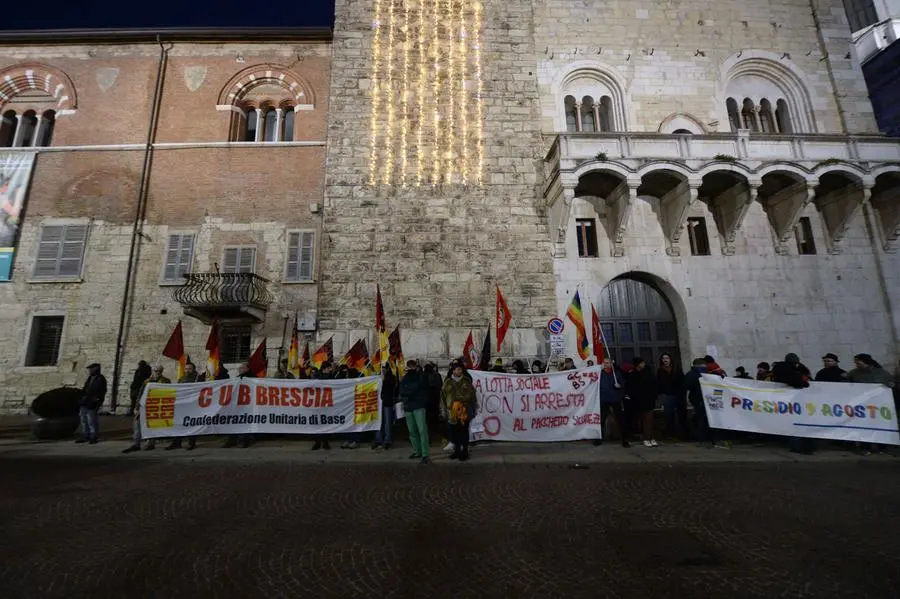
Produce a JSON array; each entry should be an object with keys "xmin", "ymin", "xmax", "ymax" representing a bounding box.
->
[
  {"xmin": 592, "ymin": 103, "xmax": 601, "ymax": 133},
  {"xmin": 254, "ymin": 110, "xmax": 263, "ymax": 143},
  {"xmin": 575, "ymin": 102, "xmax": 583, "ymax": 132},
  {"xmin": 31, "ymin": 116, "xmax": 44, "ymax": 147},
  {"xmin": 752, "ymin": 106, "xmax": 762, "ymax": 133},
  {"xmin": 11, "ymin": 114, "xmax": 27, "ymax": 147},
  {"xmin": 274, "ymin": 108, "xmax": 283, "ymax": 142}
]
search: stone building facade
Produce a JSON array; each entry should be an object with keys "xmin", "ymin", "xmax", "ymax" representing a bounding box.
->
[
  {"xmin": 0, "ymin": 31, "xmax": 331, "ymax": 412},
  {"xmin": 323, "ymin": 0, "xmax": 900, "ymax": 372}
]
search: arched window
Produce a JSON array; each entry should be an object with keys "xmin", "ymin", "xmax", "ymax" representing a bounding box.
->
[
  {"xmin": 564, "ymin": 95, "xmax": 578, "ymax": 132},
  {"xmin": 18, "ymin": 111, "xmax": 37, "ymax": 147},
  {"xmin": 282, "ymin": 108, "xmax": 295, "ymax": 141},
  {"xmin": 38, "ymin": 110, "xmax": 55, "ymax": 147},
  {"xmin": 776, "ymin": 99, "xmax": 793, "ymax": 133},
  {"xmin": 218, "ymin": 64, "xmax": 315, "ymax": 142},
  {"xmin": 726, "ymin": 98, "xmax": 741, "ymax": 131},
  {"xmin": 723, "ymin": 54, "xmax": 815, "ymax": 133},
  {"xmin": 244, "ymin": 108, "xmax": 258, "ymax": 142},
  {"xmin": 673, "ymin": 129, "xmax": 692, "ymax": 134},
  {"xmin": 741, "ymin": 99, "xmax": 758, "ymax": 132},
  {"xmin": 263, "ymin": 109, "xmax": 278, "ymax": 142},
  {"xmin": 759, "ymin": 99, "xmax": 776, "ymax": 133},
  {"xmin": 557, "ymin": 65, "xmax": 628, "ymax": 132},
  {"xmin": 0, "ymin": 111, "xmax": 16, "ymax": 147},
  {"xmin": 599, "ymin": 96, "xmax": 613, "ymax": 131},
  {"xmin": 580, "ymin": 96, "xmax": 596, "ymax": 132}
]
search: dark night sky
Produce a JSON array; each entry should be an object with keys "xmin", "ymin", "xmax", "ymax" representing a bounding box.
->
[{"xmin": 1, "ymin": 0, "xmax": 335, "ymax": 31}]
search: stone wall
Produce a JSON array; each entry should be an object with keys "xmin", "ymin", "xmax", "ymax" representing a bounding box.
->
[
  {"xmin": 534, "ymin": 0, "xmax": 879, "ymax": 135},
  {"xmin": 556, "ymin": 195, "xmax": 900, "ymax": 373},
  {"xmin": 0, "ymin": 41, "xmax": 330, "ymax": 412},
  {"xmin": 320, "ymin": 0, "xmax": 557, "ymax": 362}
]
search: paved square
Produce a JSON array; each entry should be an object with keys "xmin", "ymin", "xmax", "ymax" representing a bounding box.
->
[{"xmin": 0, "ymin": 457, "xmax": 897, "ymax": 598}]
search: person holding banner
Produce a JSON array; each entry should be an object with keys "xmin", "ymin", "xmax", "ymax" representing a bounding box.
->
[
  {"xmin": 848, "ymin": 354, "xmax": 896, "ymax": 455},
  {"xmin": 441, "ymin": 363, "xmax": 477, "ymax": 461},
  {"xmin": 593, "ymin": 359, "xmax": 630, "ymax": 448},
  {"xmin": 772, "ymin": 353, "xmax": 814, "ymax": 455}
]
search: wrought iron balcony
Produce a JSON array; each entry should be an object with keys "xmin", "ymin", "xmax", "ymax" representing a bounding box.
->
[{"xmin": 172, "ymin": 273, "xmax": 274, "ymax": 324}]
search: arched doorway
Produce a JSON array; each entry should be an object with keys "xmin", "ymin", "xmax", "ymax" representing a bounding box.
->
[{"xmin": 597, "ymin": 275, "xmax": 680, "ymax": 368}]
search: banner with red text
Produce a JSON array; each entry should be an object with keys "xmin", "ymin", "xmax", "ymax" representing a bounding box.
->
[
  {"xmin": 701, "ymin": 375, "xmax": 900, "ymax": 445},
  {"xmin": 469, "ymin": 367, "xmax": 603, "ymax": 442},
  {"xmin": 139, "ymin": 376, "xmax": 382, "ymax": 439}
]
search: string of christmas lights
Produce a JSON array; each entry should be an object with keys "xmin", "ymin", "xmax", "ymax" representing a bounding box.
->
[
  {"xmin": 367, "ymin": 0, "xmax": 385, "ymax": 187},
  {"xmin": 368, "ymin": 0, "xmax": 484, "ymax": 188},
  {"xmin": 382, "ymin": 0, "xmax": 397, "ymax": 185}
]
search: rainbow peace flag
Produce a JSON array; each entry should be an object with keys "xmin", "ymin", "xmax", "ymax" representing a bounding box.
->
[{"xmin": 566, "ymin": 291, "xmax": 590, "ymax": 360}]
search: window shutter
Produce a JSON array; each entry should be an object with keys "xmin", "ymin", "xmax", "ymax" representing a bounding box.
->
[
  {"xmin": 34, "ymin": 226, "xmax": 63, "ymax": 278},
  {"xmin": 164, "ymin": 234, "xmax": 194, "ymax": 281},
  {"xmin": 58, "ymin": 225, "xmax": 87, "ymax": 277},
  {"xmin": 238, "ymin": 247, "xmax": 255, "ymax": 273},
  {"xmin": 223, "ymin": 248, "xmax": 239, "ymax": 273},
  {"xmin": 285, "ymin": 232, "xmax": 300, "ymax": 281},
  {"xmin": 299, "ymin": 232, "xmax": 314, "ymax": 281},
  {"xmin": 33, "ymin": 225, "xmax": 86, "ymax": 278}
]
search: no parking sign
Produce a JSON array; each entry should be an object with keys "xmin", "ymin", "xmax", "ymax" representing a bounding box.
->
[{"xmin": 547, "ymin": 317, "xmax": 564, "ymax": 335}]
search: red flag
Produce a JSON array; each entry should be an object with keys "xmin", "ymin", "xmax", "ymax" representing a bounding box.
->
[
  {"xmin": 248, "ymin": 338, "xmax": 268, "ymax": 377},
  {"xmin": 372, "ymin": 285, "xmax": 389, "ymax": 373},
  {"xmin": 388, "ymin": 326, "xmax": 405, "ymax": 377},
  {"xmin": 478, "ymin": 325, "xmax": 492, "ymax": 371},
  {"xmin": 591, "ymin": 303, "xmax": 605, "ymax": 362},
  {"xmin": 311, "ymin": 337, "xmax": 333, "ymax": 369},
  {"xmin": 205, "ymin": 318, "xmax": 221, "ymax": 379},
  {"xmin": 496, "ymin": 285, "xmax": 512, "ymax": 352},
  {"xmin": 162, "ymin": 321, "xmax": 187, "ymax": 380},
  {"xmin": 300, "ymin": 340, "xmax": 310, "ymax": 367},
  {"xmin": 342, "ymin": 339, "xmax": 369, "ymax": 371},
  {"xmin": 462, "ymin": 331, "xmax": 477, "ymax": 369}
]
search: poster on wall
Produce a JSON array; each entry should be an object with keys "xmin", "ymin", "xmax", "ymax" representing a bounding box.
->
[{"xmin": 0, "ymin": 152, "xmax": 37, "ymax": 281}]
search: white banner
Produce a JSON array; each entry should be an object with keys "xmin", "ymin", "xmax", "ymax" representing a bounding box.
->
[
  {"xmin": 469, "ymin": 367, "xmax": 603, "ymax": 442},
  {"xmin": 701, "ymin": 375, "xmax": 899, "ymax": 445},
  {"xmin": 139, "ymin": 376, "xmax": 382, "ymax": 439}
]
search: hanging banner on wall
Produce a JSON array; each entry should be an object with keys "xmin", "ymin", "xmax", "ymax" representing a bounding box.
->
[
  {"xmin": 0, "ymin": 152, "xmax": 37, "ymax": 281},
  {"xmin": 139, "ymin": 376, "xmax": 382, "ymax": 439},
  {"xmin": 469, "ymin": 367, "xmax": 603, "ymax": 442},
  {"xmin": 700, "ymin": 375, "xmax": 900, "ymax": 445}
]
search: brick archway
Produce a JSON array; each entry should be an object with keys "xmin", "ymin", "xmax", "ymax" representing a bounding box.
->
[
  {"xmin": 0, "ymin": 63, "xmax": 78, "ymax": 112},
  {"xmin": 216, "ymin": 64, "xmax": 315, "ymax": 111}
]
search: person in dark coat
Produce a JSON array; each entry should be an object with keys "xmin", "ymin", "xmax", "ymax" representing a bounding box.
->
[
  {"xmin": 311, "ymin": 362, "xmax": 334, "ymax": 450},
  {"xmin": 400, "ymin": 360, "xmax": 430, "ymax": 463},
  {"xmin": 656, "ymin": 353, "xmax": 686, "ymax": 439},
  {"xmin": 593, "ymin": 359, "xmax": 630, "ymax": 447},
  {"xmin": 815, "ymin": 353, "xmax": 848, "ymax": 382},
  {"xmin": 684, "ymin": 358, "xmax": 714, "ymax": 445},
  {"xmin": 77, "ymin": 363, "xmax": 107, "ymax": 444},
  {"xmin": 772, "ymin": 353, "xmax": 813, "ymax": 454},
  {"xmin": 223, "ymin": 363, "xmax": 254, "ymax": 449},
  {"xmin": 626, "ymin": 357, "xmax": 658, "ymax": 447},
  {"xmin": 373, "ymin": 364, "xmax": 398, "ymax": 450},
  {"xmin": 734, "ymin": 366, "xmax": 753, "ymax": 380},
  {"xmin": 129, "ymin": 360, "xmax": 152, "ymax": 415},
  {"xmin": 423, "ymin": 363, "xmax": 443, "ymax": 439}
]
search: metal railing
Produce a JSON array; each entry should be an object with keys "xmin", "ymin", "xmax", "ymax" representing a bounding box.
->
[{"xmin": 172, "ymin": 272, "xmax": 274, "ymax": 310}]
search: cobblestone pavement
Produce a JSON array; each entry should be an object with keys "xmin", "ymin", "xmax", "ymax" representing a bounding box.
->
[{"xmin": 0, "ymin": 458, "xmax": 897, "ymax": 599}]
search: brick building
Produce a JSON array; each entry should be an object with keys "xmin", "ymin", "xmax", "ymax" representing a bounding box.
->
[
  {"xmin": 323, "ymin": 0, "xmax": 900, "ymax": 371},
  {"xmin": 0, "ymin": 29, "xmax": 331, "ymax": 412}
]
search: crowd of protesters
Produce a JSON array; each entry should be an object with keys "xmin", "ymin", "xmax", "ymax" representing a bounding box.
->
[{"xmin": 73, "ymin": 348, "xmax": 899, "ymax": 460}]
